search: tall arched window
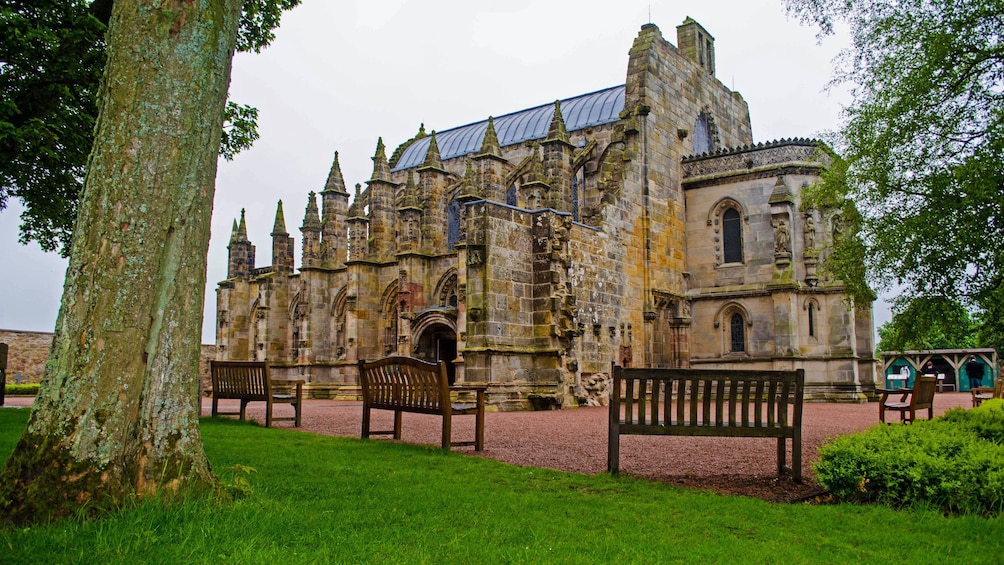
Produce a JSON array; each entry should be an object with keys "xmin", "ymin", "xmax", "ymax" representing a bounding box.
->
[
  {"xmin": 730, "ymin": 313, "xmax": 745, "ymax": 353},
  {"xmin": 446, "ymin": 198, "xmax": 460, "ymax": 250},
  {"xmin": 694, "ymin": 112, "xmax": 713, "ymax": 155},
  {"xmin": 808, "ymin": 304, "xmax": 816, "ymax": 338},
  {"xmin": 722, "ymin": 207, "xmax": 743, "ymax": 264}
]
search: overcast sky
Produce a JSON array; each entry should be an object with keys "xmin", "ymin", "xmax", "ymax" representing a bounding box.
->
[{"xmin": 0, "ymin": 0, "xmax": 889, "ymax": 344}]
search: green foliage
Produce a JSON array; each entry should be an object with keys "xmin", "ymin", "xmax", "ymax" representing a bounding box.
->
[
  {"xmin": 877, "ymin": 296, "xmax": 977, "ymax": 351},
  {"xmin": 0, "ymin": 0, "xmax": 106, "ymax": 255},
  {"xmin": 2, "ymin": 384, "xmax": 40, "ymax": 396},
  {"xmin": 0, "ymin": 412, "xmax": 998, "ymax": 563},
  {"xmin": 785, "ymin": 0, "xmax": 1004, "ymax": 323},
  {"xmin": 219, "ymin": 102, "xmax": 260, "ymax": 161},
  {"xmin": 238, "ymin": 0, "xmax": 301, "ymax": 53},
  {"xmin": 219, "ymin": 463, "xmax": 256, "ymax": 499},
  {"xmin": 800, "ymin": 151, "xmax": 875, "ymax": 305},
  {"xmin": 0, "ymin": 0, "xmax": 298, "ymax": 256},
  {"xmin": 814, "ymin": 400, "xmax": 1004, "ymax": 516},
  {"xmin": 973, "ymin": 283, "xmax": 1004, "ymax": 354}
]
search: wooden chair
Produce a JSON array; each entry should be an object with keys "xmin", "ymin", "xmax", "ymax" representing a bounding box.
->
[
  {"xmin": 879, "ymin": 375, "xmax": 936, "ymax": 423},
  {"xmin": 971, "ymin": 378, "xmax": 1004, "ymax": 408}
]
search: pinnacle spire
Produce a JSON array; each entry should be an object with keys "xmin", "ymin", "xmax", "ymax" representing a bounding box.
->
[
  {"xmin": 302, "ymin": 191, "xmax": 322, "ymax": 230},
  {"xmin": 272, "ymin": 200, "xmax": 287, "ymax": 236},
  {"xmin": 399, "ymin": 170, "xmax": 420, "ymax": 210},
  {"xmin": 423, "ymin": 131, "xmax": 443, "ymax": 169},
  {"xmin": 236, "ymin": 208, "xmax": 249, "ymax": 242},
  {"xmin": 480, "ymin": 116, "xmax": 502, "ymax": 157},
  {"xmin": 348, "ymin": 183, "xmax": 365, "ymax": 218},
  {"xmin": 546, "ymin": 100, "xmax": 569, "ymax": 144},
  {"xmin": 323, "ymin": 151, "xmax": 348, "ymax": 194},
  {"xmin": 370, "ymin": 137, "xmax": 391, "ymax": 181}
]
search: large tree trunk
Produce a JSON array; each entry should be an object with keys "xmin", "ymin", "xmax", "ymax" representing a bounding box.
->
[{"xmin": 0, "ymin": 0, "xmax": 243, "ymax": 526}]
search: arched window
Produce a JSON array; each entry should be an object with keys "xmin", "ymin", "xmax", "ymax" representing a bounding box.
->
[
  {"xmin": 722, "ymin": 207, "xmax": 743, "ymax": 264},
  {"xmin": 506, "ymin": 184, "xmax": 517, "ymax": 206},
  {"xmin": 730, "ymin": 313, "xmax": 745, "ymax": 353},
  {"xmin": 808, "ymin": 304, "xmax": 816, "ymax": 338},
  {"xmin": 446, "ymin": 198, "xmax": 460, "ymax": 250},
  {"xmin": 694, "ymin": 112, "xmax": 713, "ymax": 155}
]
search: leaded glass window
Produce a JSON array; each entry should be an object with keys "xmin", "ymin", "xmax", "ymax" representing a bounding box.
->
[
  {"xmin": 722, "ymin": 207, "xmax": 742, "ymax": 263},
  {"xmin": 730, "ymin": 313, "xmax": 745, "ymax": 353}
]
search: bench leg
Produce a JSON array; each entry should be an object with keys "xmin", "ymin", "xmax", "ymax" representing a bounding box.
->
[
  {"xmin": 211, "ymin": 396, "xmax": 219, "ymax": 417},
  {"xmin": 474, "ymin": 403, "xmax": 484, "ymax": 452},
  {"xmin": 607, "ymin": 422, "xmax": 620, "ymax": 474},
  {"xmin": 792, "ymin": 432, "xmax": 802, "ymax": 483},
  {"xmin": 239, "ymin": 399, "xmax": 249, "ymax": 421},
  {"xmin": 442, "ymin": 411, "xmax": 452, "ymax": 450},
  {"xmin": 777, "ymin": 437, "xmax": 786, "ymax": 480},
  {"xmin": 361, "ymin": 404, "xmax": 371, "ymax": 439},
  {"xmin": 294, "ymin": 400, "xmax": 302, "ymax": 427},
  {"xmin": 393, "ymin": 410, "xmax": 403, "ymax": 440}
]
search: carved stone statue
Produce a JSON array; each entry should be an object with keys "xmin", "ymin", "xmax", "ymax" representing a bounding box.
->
[
  {"xmin": 804, "ymin": 214, "xmax": 815, "ymax": 249},
  {"xmin": 773, "ymin": 218, "xmax": 791, "ymax": 254}
]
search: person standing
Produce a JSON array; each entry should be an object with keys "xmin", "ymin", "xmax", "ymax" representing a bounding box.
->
[{"xmin": 966, "ymin": 355, "xmax": 985, "ymax": 390}]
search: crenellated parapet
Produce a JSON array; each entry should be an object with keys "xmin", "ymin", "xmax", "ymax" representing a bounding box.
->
[{"xmin": 681, "ymin": 138, "xmax": 832, "ymax": 179}]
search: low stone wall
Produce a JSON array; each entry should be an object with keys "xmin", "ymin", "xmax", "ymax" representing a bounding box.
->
[
  {"xmin": 0, "ymin": 329, "xmax": 52, "ymax": 384},
  {"xmin": 0, "ymin": 329, "xmax": 216, "ymax": 388}
]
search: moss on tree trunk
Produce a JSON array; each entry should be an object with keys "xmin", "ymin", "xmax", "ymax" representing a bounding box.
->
[{"xmin": 0, "ymin": 0, "xmax": 244, "ymax": 526}]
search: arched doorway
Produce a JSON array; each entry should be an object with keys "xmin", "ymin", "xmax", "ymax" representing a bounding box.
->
[{"xmin": 414, "ymin": 323, "xmax": 458, "ymax": 384}]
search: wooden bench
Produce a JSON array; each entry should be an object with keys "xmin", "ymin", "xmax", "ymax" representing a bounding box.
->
[
  {"xmin": 358, "ymin": 356, "xmax": 486, "ymax": 451},
  {"xmin": 608, "ymin": 365, "xmax": 805, "ymax": 482},
  {"xmin": 971, "ymin": 377, "xmax": 1004, "ymax": 407},
  {"xmin": 209, "ymin": 360, "xmax": 304, "ymax": 427}
]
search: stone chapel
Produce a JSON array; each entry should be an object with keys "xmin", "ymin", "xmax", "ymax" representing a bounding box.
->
[{"xmin": 216, "ymin": 19, "xmax": 878, "ymax": 409}]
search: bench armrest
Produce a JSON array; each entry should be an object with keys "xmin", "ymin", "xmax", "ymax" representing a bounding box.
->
[
  {"xmin": 271, "ymin": 379, "xmax": 305, "ymax": 399},
  {"xmin": 878, "ymin": 387, "xmax": 910, "ymax": 403}
]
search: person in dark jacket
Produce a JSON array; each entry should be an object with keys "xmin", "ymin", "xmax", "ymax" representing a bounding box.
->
[{"xmin": 966, "ymin": 355, "xmax": 985, "ymax": 390}]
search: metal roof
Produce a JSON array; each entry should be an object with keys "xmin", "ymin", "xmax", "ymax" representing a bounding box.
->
[{"xmin": 392, "ymin": 85, "xmax": 625, "ymax": 172}]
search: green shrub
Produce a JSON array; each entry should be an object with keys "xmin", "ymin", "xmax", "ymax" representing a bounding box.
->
[
  {"xmin": 3, "ymin": 383, "xmax": 39, "ymax": 396},
  {"xmin": 814, "ymin": 399, "xmax": 1004, "ymax": 516}
]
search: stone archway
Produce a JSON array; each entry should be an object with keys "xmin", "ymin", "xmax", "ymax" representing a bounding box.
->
[{"xmin": 413, "ymin": 322, "xmax": 458, "ymax": 385}]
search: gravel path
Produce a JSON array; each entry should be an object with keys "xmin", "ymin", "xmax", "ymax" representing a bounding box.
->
[
  {"xmin": 208, "ymin": 392, "xmax": 972, "ymax": 502},
  {"xmin": 2, "ymin": 392, "xmax": 973, "ymax": 502}
]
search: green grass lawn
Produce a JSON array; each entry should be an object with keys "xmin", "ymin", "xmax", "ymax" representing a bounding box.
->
[{"xmin": 0, "ymin": 407, "xmax": 1001, "ymax": 564}]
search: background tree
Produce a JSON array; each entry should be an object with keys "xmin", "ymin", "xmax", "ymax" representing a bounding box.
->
[
  {"xmin": 786, "ymin": 0, "xmax": 1004, "ymax": 348},
  {"xmin": 0, "ymin": 0, "xmax": 263, "ymax": 256},
  {"xmin": 0, "ymin": 0, "xmax": 298, "ymax": 526},
  {"xmin": 876, "ymin": 296, "xmax": 977, "ymax": 352}
]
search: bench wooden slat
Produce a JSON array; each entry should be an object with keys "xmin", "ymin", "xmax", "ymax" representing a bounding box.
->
[{"xmin": 608, "ymin": 365, "xmax": 804, "ymax": 482}]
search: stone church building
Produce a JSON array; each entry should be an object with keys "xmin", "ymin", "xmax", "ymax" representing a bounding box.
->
[{"xmin": 216, "ymin": 19, "xmax": 878, "ymax": 409}]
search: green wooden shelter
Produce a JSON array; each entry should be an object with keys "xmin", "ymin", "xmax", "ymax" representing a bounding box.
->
[{"xmin": 880, "ymin": 348, "xmax": 998, "ymax": 392}]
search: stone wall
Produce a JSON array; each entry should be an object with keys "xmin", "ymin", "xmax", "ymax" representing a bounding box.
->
[
  {"xmin": 0, "ymin": 329, "xmax": 217, "ymax": 392},
  {"xmin": 0, "ymin": 329, "xmax": 52, "ymax": 383}
]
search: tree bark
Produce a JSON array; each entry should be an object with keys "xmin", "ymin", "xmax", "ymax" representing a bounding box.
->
[{"xmin": 0, "ymin": 0, "xmax": 243, "ymax": 525}]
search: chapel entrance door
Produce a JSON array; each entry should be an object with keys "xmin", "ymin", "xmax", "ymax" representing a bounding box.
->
[{"xmin": 414, "ymin": 324, "xmax": 458, "ymax": 384}]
